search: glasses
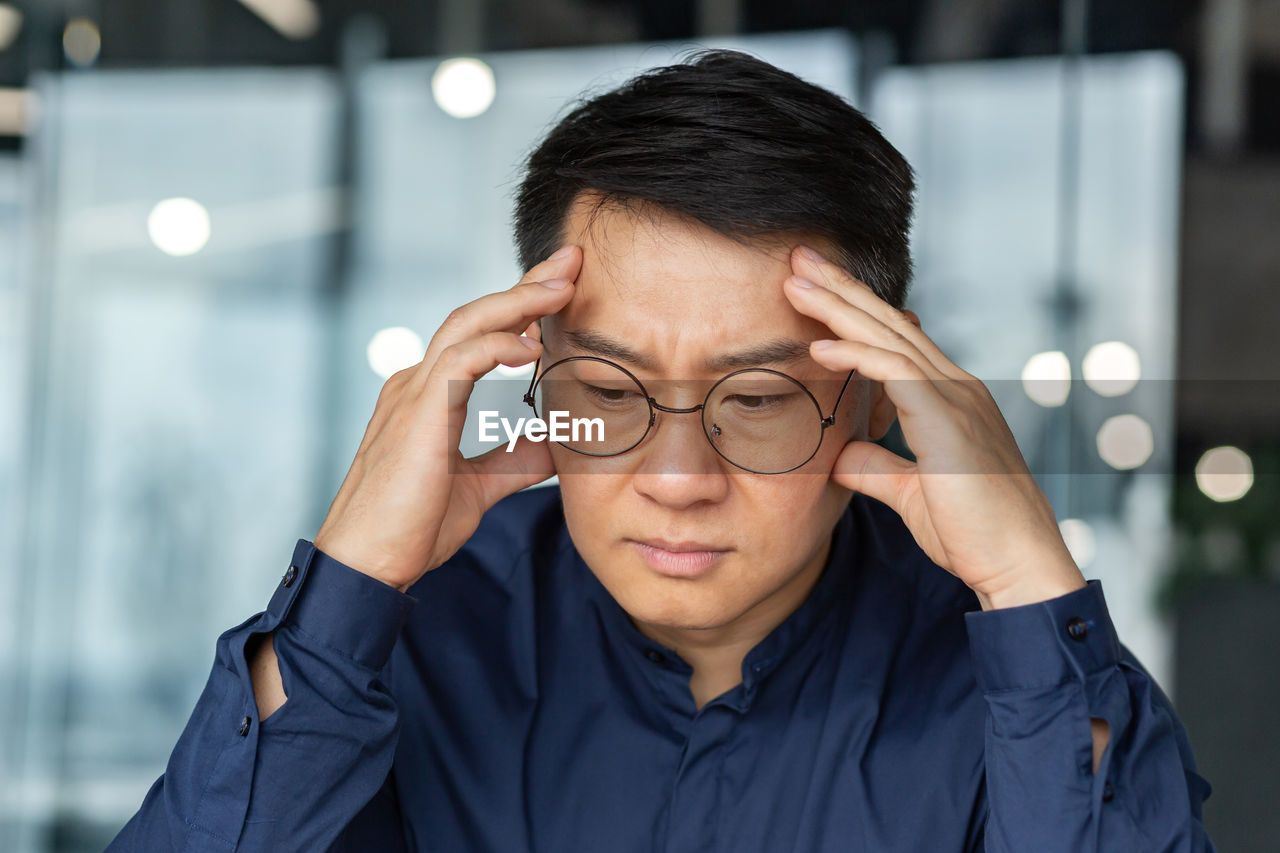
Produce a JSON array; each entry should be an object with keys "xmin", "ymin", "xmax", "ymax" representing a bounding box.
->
[{"xmin": 522, "ymin": 356, "xmax": 856, "ymax": 474}]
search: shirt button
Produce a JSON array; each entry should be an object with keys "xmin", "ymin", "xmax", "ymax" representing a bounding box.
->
[
  {"xmin": 1066, "ymin": 617, "xmax": 1089, "ymax": 641},
  {"xmin": 282, "ymin": 565, "xmax": 299, "ymax": 587},
  {"xmin": 1102, "ymin": 782, "xmax": 1115, "ymax": 802},
  {"xmin": 237, "ymin": 716, "xmax": 251, "ymax": 737},
  {"xmin": 644, "ymin": 648, "xmax": 666, "ymax": 665}
]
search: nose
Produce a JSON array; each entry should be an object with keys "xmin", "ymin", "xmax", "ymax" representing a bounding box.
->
[{"xmin": 630, "ymin": 405, "xmax": 730, "ymax": 510}]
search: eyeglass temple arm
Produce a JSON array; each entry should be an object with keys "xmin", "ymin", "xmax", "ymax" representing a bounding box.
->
[
  {"xmin": 820, "ymin": 369, "xmax": 857, "ymax": 427},
  {"xmin": 522, "ymin": 358, "xmax": 542, "ymax": 406}
]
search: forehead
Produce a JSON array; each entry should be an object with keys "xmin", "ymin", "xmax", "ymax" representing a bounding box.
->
[{"xmin": 544, "ymin": 199, "xmax": 834, "ymax": 364}]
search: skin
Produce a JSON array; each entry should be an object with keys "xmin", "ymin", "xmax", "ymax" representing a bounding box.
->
[
  {"xmin": 258, "ymin": 193, "xmax": 1108, "ymax": 769},
  {"xmin": 540, "ymin": 201, "xmax": 1091, "ymax": 697},
  {"xmin": 540, "ymin": 202, "xmax": 894, "ymax": 707}
]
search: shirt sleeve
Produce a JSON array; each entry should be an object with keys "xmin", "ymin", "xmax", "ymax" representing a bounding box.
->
[
  {"xmin": 964, "ymin": 580, "xmax": 1216, "ymax": 852},
  {"xmin": 107, "ymin": 539, "xmax": 417, "ymax": 852}
]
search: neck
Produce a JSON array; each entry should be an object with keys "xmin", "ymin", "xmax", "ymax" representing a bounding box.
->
[{"xmin": 629, "ymin": 531, "xmax": 834, "ymax": 710}]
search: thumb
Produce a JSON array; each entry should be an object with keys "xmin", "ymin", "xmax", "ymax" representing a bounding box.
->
[
  {"xmin": 830, "ymin": 440, "xmax": 915, "ymax": 514},
  {"xmin": 470, "ymin": 434, "xmax": 558, "ymax": 510}
]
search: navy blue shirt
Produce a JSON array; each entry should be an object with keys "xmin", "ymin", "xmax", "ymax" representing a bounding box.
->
[{"xmin": 110, "ymin": 485, "xmax": 1214, "ymax": 851}]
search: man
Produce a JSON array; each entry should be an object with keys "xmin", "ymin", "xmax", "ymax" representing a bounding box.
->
[{"xmin": 110, "ymin": 50, "xmax": 1213, "ymax": 851}]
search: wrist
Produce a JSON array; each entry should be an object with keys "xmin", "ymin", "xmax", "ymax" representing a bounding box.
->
[
  {"xmin": 312, "ymin": 534, "xmax": 414, "ymax": 594},
  {"xmin": 976, "ymin": 557, "xmax": 1086, "ymax": 611}
]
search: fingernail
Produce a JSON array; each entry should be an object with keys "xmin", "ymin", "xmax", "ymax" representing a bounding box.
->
[
  {"xmin": 539, "ymin": 278, "xmax": 571, "ymax": 289},
  {"xmin": 520, "ymin": 336, "xmax": 541, "ymax": 350},
  {"xmin": 798, "ymin": 246, "xmax": 825, "ymax": 263},
  {"xmin": 791, "ymin": 276, "xmax": 817, "ymax": 289},
  {"xmin": 550, "ymin": 245, "xmax": 575, "ymax": 260},
  {"xmin": 811, "ymin": 339, "xmax": 836, "ymax": 350}
]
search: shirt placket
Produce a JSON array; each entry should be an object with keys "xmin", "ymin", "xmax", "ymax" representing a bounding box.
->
[{"xmin": 662, "ymin": 699, "xmax": 740, "ymax": 853}]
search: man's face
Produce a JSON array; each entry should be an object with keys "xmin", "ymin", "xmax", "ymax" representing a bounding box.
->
[{"xmin": 542, "ymin": 199, "xmax": 891, "ymax": 634}]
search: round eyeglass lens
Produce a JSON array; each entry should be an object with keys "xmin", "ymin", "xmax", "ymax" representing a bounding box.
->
[
  {"xmin": 532, "ymin": 358, "xmax": 650, "ymax": 456},
  {"xmin": 703, "ymin": 370, "xmax": 825, "ymax": 473}
]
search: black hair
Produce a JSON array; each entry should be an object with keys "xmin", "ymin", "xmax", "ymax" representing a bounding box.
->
[{"xmin": 513, "ymin": 48, "xmax": 916, "ymax": 309}]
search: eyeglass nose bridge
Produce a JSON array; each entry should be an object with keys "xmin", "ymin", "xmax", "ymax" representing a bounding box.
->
[
  {"xmin": 644, "ymin": 398, "xmax": 705, "ymax": 436},
  {"xmin": 648, "ymin": 399, "xmax": 704, "ymax": 416}
]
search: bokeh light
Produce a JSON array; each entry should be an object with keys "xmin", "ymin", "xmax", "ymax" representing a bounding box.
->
[
  {"xmin": 431, "ymin": 58, "xmax": 497, "ymax": 119},
  {"xmin": 1083, "ymin": 340, "xmax": 1141, "ymax": 397},
  {"xmin": 367, "ymin": 326, "xmax": 425, "ymax": 379},
  {"xmin": 1096, "ymin": 413, "xmax": 1154, "ymax": 470},
  {"xmin": 1195, "ymin": 445, "xmax": 1254, "ymax": 502},
  {"xmin": 147, "ymin": 198, "xmax": 212, "ymax": 256},
  {"xmin": 0, "ymin": 4, "xmax": 23, "ymax": 52},
  {"xmin": 237, "ymin": 0, "xmax": 320, "ymax": 40},
  {"xmin": 1020, "ymin": 350, "xmax": 1071, "ymax": 407},
  {"xmin": 62, "ymin": 17, "xmax": 101, "ymax": 67},
  {"xmin": 1059, "ymin": 518, "xmax": 1097, "ymax": 569}
]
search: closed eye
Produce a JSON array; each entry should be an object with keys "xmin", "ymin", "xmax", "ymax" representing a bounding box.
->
[
  {"xmin": 583, "ymin": 384, "xmax": 644, "ymax": 405},
  {"xmin": 723, "ymin": 393, "xmax": 789, "ymax": 411}
]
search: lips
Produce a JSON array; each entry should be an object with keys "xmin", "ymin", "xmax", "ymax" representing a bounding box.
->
[
  {"xmin": 627, "ymin": 538, "xmax": 731, "ymax": 578},
  {"xmin": 634, "ymin": 538, "xmax": 730, "ymax": 553}
]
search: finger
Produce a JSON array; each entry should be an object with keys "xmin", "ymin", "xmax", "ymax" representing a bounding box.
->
[
  {"xmin": 420, "ymin": 331, "xmax": 544, "ymax": 450},
  {"xmin": 791, "ymin": 246, "xmax": 968, "ymax": 380},
  {"xmin": 469, "ymin": 434, "xmax": 557, "ymax": 509},
  {"xmin": 829, "ymin": 439, "xmax": 917, "ymax": 517},
  {"xmin": 807, "ymin": 338, "xmax": 944, "ymax": 419},
  {"xmin": 785, "ymin": 277, "xmax": 950, "ymax": 382},
  {"xmin": 420, "ymin": 245, "xmax": 580, "ymax": 368},
  {"xmin": 516, "ymin": 244, "xmax": 581, "ymax": 287},
  {"xmin": 419, "ymin": 278, "xmax": 573, "ymax": 385}
]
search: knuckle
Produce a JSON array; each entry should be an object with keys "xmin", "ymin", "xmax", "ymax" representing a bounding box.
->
[
  {"xmin": 881, "ymin": 326, "xmax": 910, "ymax": 347},
  {"xmin": 440, "ymin": 307, "xmax": 471, "ymax": 334},
  {"xmin": 882, "ymin": 305, "xmax": 909, "ymax": 325},
  {"xmin": 377, "ymin": 372, "xmax": 408, "ymax": 403},
  {"xmin": 889, "ymin": 350, "xmax": 917, "ymax": 372},
  {"xmin": 436, "ymin": 343, "xmax": 466, "ymax": 371}
]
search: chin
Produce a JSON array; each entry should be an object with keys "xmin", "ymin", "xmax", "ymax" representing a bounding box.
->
[{"xmin": 607, "ymin": 571, "xmax": 748, "ymax": 632}]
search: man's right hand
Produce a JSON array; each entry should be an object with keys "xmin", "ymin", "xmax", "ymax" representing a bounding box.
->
[{"xmin": 312, "ymin": 245, "xmax": 581, "ymax": 592}]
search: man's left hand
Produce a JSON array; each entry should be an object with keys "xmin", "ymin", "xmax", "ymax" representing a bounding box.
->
[{"xmin": 785, "ymin": 246, "xmax": 1086, "ymax": 611}]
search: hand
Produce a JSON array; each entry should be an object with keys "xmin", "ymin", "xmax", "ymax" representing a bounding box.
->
[
  {"xmin": 784, "ymin": 246, "xmax": 1085, "ymax": 610},
  {"xmin": 313, "ymin": 246, "xmax": 581, "ymax": 592}
]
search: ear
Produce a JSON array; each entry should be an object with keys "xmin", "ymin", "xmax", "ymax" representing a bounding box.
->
[{"xmin": 867, "ymin": 309, "xmax": 921, "ymax": 440}]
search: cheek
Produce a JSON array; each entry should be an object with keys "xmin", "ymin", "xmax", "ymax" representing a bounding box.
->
[
  {"xmin": 552, "ymin": 453, "xmax": 627, "ymax": 545},
  {"xmin": 729, "ymin": 471, "xmax": 846, "ymax": 545}
]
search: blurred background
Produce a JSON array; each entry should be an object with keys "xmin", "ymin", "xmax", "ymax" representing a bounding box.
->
[{"xmin": 0, "ymin": 1, "xmax": 1276, "ymax": 850}]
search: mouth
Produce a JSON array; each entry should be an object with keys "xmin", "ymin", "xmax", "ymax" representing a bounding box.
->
[{"xmin": 627, "ymin": 538, "xmax": 731, "ymax": 578}]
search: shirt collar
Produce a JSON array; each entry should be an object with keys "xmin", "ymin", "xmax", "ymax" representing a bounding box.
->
[{"xmin": 569, "ymin": 498, "xmax": 858, "ymax": 702}]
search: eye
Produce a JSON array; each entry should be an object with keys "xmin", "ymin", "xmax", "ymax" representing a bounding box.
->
[
  {"xmin": 725, "ymin": 393, "xmax": 787, "ymax": 411},
  {"xmin": 584, "ymin": 384, "xmax": 642, "ymax": 403}
]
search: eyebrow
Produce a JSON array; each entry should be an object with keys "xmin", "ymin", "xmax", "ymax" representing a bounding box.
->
[{"xmin": 560, "ymin": 329, "xmax": 812, "ymax": 372}]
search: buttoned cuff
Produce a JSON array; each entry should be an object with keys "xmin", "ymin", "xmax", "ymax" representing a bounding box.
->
[
  {"xmin": 262, "ymin": 539, "xmax": 417, "ymax": 671},
  {"xmin": 964, "ymin": 580, "xmax": 1120, "ymax": 693}
]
